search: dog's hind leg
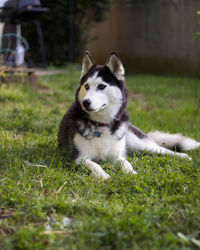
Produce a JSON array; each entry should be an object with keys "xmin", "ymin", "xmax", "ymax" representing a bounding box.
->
[
  {"xmin": 126, "ymin": 128, "xmax": 192, "ymax": 160},
  {"xmin": 76, "ymin": 158, "xmax": 110, "ymax": 180},
  {"xmin": 141, "ymin": 141, "xmax": 192, "ymax": 160}
]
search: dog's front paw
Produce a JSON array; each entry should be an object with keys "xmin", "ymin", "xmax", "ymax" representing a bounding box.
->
[
  {"xmin": 121, "ymin": 159, "xmax": 137, "ymax": 175},
  {"xmin": 179, "ymin": 153, "xmax": 192, "ymax": 161},
  {"xmin": 93, "ymin": 170, "xmax": 110, "ymax": 180},
  {"xmin": 83, "ymin": 159, "xmax": 110, "ymax": 181},
  {"xmin": 124, "ymin": 168, "xmax": 137, "ymax": 175},
  {"xmin": 99, "ymin": 171, "xmax": 110, "ymax": 180}
]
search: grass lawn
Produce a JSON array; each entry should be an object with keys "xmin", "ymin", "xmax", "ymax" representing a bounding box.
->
[{"xmin": 0, "ymin": 66, "xmax": 200, "ymax": 249}]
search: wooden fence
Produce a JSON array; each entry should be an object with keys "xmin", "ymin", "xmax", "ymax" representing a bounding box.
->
[{"xmin": 85, "ymin": 0, "xmax": 200, "ymax": 76}]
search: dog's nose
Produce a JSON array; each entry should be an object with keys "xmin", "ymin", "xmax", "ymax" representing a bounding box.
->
[{"xmin": 83, "ymin": 99, "xmax": 91, "ymax": 109}]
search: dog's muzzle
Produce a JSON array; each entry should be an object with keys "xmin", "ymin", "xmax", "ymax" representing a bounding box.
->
[{"xmin": 83, "ymin": 99, "xmax": 91, "ymax": 110}]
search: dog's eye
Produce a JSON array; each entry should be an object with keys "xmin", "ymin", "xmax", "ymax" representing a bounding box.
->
[
  {"xmin": 98, "ymin": 84, "xmax": 106, "ymax": 90},
  {"xmin": 85, "ymin": 84, "xmax": 89, "ymax": 90}
]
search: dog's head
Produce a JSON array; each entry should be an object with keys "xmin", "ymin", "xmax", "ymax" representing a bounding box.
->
[{"xmin": 77, "ymin": 51, "xmax": 128, "ymax": 123}]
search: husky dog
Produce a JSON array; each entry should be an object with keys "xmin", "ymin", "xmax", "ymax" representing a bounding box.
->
[{"xmin": 58, "ymin": 51, "xmax": 200, "ymax": 180}]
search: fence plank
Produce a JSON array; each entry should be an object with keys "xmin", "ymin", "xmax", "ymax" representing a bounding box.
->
[{"xmin": 86, "ymin": 0, "xmax": 200, "ymax": 76}]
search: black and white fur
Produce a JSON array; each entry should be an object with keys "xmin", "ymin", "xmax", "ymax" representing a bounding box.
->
[{"xmin": 58, "ymin": 51, "xmax": 200, "ymax": 180}]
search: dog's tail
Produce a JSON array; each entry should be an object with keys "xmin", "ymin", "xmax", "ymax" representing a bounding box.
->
[{"xmin": 147, "ymin": 131, "xmax": 200, "ymax": 152}]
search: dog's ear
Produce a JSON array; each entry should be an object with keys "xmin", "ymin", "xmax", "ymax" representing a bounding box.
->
[
  {"xmin": 105, "ymin": 52, "xmax": 125, "ymax": 80},
  {"xmin": 81, "ymin": 51, "xmax": 95, "ymax": 78}
]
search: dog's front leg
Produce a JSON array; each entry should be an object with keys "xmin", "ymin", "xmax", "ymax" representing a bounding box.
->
[
  {"xmin": 76, "ymin": 158, "xmax": 110, "ymax": 180},
  {"xmin": 117, "ymin": 157, "xmax": 137, "ymax": 175}
]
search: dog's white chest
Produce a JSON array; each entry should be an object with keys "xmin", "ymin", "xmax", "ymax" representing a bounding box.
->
[{"xmin": 74, "ymin": 125, "xmax": 126, "ymax": 161}]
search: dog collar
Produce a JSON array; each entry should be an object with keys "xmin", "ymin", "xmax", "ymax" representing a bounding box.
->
[
  {"xmin": 89, "ymin": 120, "xmax": 110, "ymax": 137},
  {"xmin": 89, "ymin": 120, "xmax": 110, "ymax": 127}
]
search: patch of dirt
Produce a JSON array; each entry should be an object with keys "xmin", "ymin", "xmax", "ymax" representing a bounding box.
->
[
  {"xmin": 128, "ymin": 90, "xmax": 153, "ymax": 111},
  {"xmin": 128, "ymin": 90, "xmax": 146, "ymax": 103},
  {"xmin": 0, "ymin": 208, "xmax": 14, "ymax": 219},
  {"xmin": 35, "ymin": 69, "xmax": 66, "ymax": 76}
]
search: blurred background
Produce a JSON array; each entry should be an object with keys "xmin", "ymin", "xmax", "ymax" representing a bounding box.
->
[{"xmin": 0, "ymin": 0, "xmax": 200, "ymax": 76}]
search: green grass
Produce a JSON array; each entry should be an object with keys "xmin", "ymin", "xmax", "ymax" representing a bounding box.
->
[{"xmin": 0, "ymin": 66, "xmax": 200, "ymax": 249}]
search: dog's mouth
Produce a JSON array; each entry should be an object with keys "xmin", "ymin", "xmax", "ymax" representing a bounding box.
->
[{"xmin": 84, "ymin": 104, "xmax": 107, "ymax": 112}]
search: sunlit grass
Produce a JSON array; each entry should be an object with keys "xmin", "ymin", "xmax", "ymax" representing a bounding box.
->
[{"xmin": 0, "ymin": 68, "xmax": 200, "ymax": 249}]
